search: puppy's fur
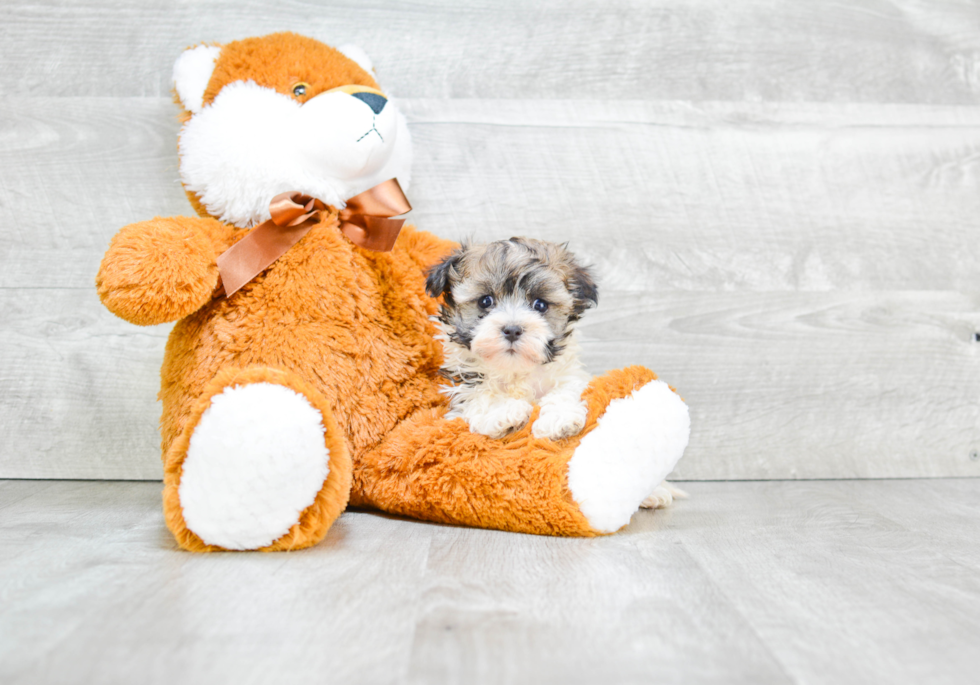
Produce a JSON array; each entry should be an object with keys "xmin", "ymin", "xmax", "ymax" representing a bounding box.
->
[{"xmin": 426, "ymin": 237, "xmax": 597, "ymax": 440}]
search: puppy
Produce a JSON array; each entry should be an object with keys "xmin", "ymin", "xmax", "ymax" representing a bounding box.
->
[
  {"xmin": 426, "ymin": 237, "xmax": 686, "ymax": 511},
  {"xmin": 425, "ymin": 237, "xmax": 597, "ymax": 441}
]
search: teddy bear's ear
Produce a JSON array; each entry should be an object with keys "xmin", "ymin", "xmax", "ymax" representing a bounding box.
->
[
  {"xmin": 337, "ymin": 44, "xmax": 375, "ymax": 76},
  {"xmin": 173, "ymin": 43, "xmax": 222, "ymax": 114}
]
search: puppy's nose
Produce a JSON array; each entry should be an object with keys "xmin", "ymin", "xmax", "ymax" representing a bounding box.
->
[
  {"xmin": 502, "ymin": 325, "xmax": 523, "ymax": 343},
  {"xmin": 352, "ymin": 91, "xmax": 387, "ymax": 114}
]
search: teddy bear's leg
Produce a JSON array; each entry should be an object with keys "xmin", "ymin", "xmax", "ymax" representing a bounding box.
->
[
  {"xmin": 351, "ymin": 366, "xmax": 689, "ymax": 536},
  {"xmin": 162, "ymin": 367, "xmax": 351, "ymax": 552}
]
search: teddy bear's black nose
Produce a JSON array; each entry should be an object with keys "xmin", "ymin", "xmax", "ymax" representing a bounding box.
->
[{"xmin": 352, "ymin": 92, "xmax": 387, "ymax": 114}]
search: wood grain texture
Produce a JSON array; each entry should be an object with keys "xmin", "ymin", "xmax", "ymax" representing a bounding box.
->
[
  {"xmin": 3, "ymin": 288, "xmax": 978, "ymax": 480},
  {"xmin": 2, "ymin": 479, "xmax": 980, "ymax": 684},
  {"xmin": 0, "ymin": 97, "xmax": 186, "ymax": 290},
  {"xmin": 2, "ymin": 0, "xmax": 979, "ymax": 103},
  {"xmin": 0, "ymin": 289, "xmax": 169, "ymax": 479},
  {"xmin": 2, "ymin": 1, "xmax": 979, "ymax": 481},
  {"xmin": 406, "ymin": 523, "xmax": 786, "ymax": 684},
  {"xmin": 673, "ymin": 480, "xmax": 980, "ymax": 684},
  {"xmin": 3, "ymin": 98, "xmax": 979, "ymax": 291},
  {"xmin": 0, "ymin": 481, "xmax": 433, "ymax": 685},
  {"xmin": 583, "ymin": 289, "xmax": 980, "ymax": 480},
  {"xmin": 407, "ymin": 99, "xmax": 980, "ymax": 293}
]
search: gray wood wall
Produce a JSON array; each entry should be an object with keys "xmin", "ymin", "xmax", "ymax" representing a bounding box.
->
[{"xmin": 2, "ymin": 0, "xmax": 979, "ymax": 480}]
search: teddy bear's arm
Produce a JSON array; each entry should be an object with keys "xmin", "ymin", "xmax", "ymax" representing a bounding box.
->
[{"xmin": 96, "ymin": 216, "xmax": 237, "ymax": 326}]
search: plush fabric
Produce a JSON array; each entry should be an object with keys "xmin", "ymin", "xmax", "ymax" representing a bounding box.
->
[
  {"xmin": 161, "ymin": 365, "xmax": 352, "ymax": 552},
  {"xmin": 96, "ymin": 32, "xmax": 690, "ymax": 551},
  {"xmin": 201, "ymin": 33, "xmax": 381, "ymax": 111}
]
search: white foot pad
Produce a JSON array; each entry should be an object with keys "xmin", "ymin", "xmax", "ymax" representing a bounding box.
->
[
  {"xmin": 567, "ymin": 380, "xmax": 690, "ymax": 533},
  {"xmin": 179, "ymin": 382, "xmax": 330, "ymax": 550}
]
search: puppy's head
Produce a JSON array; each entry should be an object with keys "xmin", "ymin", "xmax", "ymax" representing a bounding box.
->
[{"xmin": 426, "ymin": 238, "xmax": 597, "ymax": 371}]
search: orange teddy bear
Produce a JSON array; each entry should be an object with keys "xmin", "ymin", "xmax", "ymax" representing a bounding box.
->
[{"xmin": 96, "ymin": 32, "xmax": 690, "ymax": 551}]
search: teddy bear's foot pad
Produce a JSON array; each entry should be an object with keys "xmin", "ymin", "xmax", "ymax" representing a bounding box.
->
[
  {"xmin": 567, "ymin": 380, "xmax": 690, "ymax": 533},
  {"xmin": 179, "ymin": 382, "xmax": 331, "ymax": 550}
]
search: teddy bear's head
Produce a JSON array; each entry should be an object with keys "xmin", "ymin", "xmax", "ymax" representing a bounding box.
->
[{"xmin": 172, "ymin": 32, "xmax": 411, "ymax": 228}]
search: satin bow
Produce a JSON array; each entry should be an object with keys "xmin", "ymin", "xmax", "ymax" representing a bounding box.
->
[{"xmin": 215, "ymin": 178, "xmax": 411, "ymax": 297}]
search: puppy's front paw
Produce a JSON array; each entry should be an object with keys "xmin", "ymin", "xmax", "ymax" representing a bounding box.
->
[
  {"xmin": 468, "ymin": 398, "xmax": 534, "ymax": 439},
  {"xmin": 532, "ymin": 402, "xmax": 587, "ymax": 440}
]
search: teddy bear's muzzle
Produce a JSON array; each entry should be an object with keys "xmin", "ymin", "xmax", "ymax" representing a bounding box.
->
[{"xmin": 293, "ymin": 90, "xmax": 398, "ymax": 178}]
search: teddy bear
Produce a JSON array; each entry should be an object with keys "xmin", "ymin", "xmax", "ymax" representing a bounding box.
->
[{"xmin": 95, "ymin": 32, "xmax": 691, "ymax": 552}]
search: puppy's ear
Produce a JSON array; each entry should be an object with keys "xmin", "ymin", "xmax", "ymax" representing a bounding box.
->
[
  {"xmin": 569, "ymin": 262, "xmax": 598, "ymax": 313},
  {"xmin": 425, "ymin": 250, "xmax": 464, "ymax": 301}
]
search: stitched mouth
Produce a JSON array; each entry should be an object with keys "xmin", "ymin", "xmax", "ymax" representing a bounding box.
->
[{"xmin": 356, "ymin": 118, "xmax": 384, "ymax": 143}]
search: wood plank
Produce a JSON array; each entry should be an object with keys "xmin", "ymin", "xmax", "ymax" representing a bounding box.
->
[
  {"xmin": 0, "ymin": 97, "xmax": 188, "ymax": 290},
  {"xmin": 406, "ymin": 521, "xmax": 788, "ymax": 683},
  {"xmin": 407, "ymin": 99, "xmax": 980, "ymax": 293},
  {"xmin": 2, "ymin": 1, "xmax": 979, "ymax": 104},
  {"xmin": 0, "ymin": 481, "xmax": 433, "ymax": 685},
  {"xmin": 2, "ymin": 288, "xmax": 978, "ymax": 480},
  {"xmin": 672, "ymin": 480, "xmax": 980, "ymax": 684},
  {"xmin": 3, "ymin": 480, "xmax": 980, "ymax": 684},
  {"xmin": 0, "ymin": 479, "xmax": 55, "ymax": 511},
  {"xmin": 3, "ymin": 97, "xmax": 979, "ymax": 291},
  {"xmin": 579, "ymin": 289, "xmax": 980, "ymax": 480},
  {"xmin": 0, "ymin": 289, "xmax": 170, "ymax": 479},
  {"xmin": 828, "ymin": 478, "xmax": 980, "ymax": 568}
]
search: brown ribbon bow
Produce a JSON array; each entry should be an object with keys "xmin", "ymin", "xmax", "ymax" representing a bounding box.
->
[
  {"xmin": 338, "ymin": 179, "xmax": 413, "ymax": 252},
  {"xmin": 215, "ymin": 178, "xmax": 411, "ymax": 297}
]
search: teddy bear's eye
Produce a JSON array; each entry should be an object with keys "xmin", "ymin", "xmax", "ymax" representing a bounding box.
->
[{"xmin": 292, "ymin": 82, "xmax": 309, "ymax": 98}]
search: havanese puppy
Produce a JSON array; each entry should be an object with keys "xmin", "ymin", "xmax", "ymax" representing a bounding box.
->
[
  {"xmin": 425, "ymin": 237, "xmax": 688, "ymax": 511},
  {"xmin": 425, "ymin": 237, "xmax": 597, "ymax": 441}
]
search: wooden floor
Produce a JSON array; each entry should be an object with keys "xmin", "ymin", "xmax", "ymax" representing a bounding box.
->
[{"xmin": 1, "ymin": 478, "xmax": 978, "ymax": 685}]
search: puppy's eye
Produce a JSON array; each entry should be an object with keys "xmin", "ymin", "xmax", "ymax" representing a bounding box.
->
[
  {"xmin": 533, "ymin": 299, "xmax": 549, "ymax": 313},
  {"xmin": 478, "ymin": 295, "xmax": 495, "ymax": 309},
  {"xmin": 292, "ymin": 82, "xmax": 310, "ymax": 98}
]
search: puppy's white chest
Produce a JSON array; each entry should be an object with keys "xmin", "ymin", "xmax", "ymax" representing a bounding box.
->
[
  {"xmin": 526, "ymin": 367, "xmax": 558, "ymax": 401},
  {"xmin": 491, "ymin": 366, "xmax": 558, "ymax": 401}
]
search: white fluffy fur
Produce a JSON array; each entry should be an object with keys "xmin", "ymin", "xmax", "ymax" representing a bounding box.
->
[
  {"xmin": 176, "ymin": 67, "xmax": 411, "ymax": 228},
  {"xmin": 469, "ymin": 301, "xmax": 554, "ymax": 371},
  {"xmin": 567, "ymin": 380, "xmax": 690, "ymax": 533},
  {"xmin": 179, "ymin": 382, "xmax": 330, "ymax": 550},
  {"xmin": 172, "ymin": 44, "xmax": 221, "ymax": 114},
  {"xmin": 440, "ymin": 321, "xmax": 591, "ymax": 440}
]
